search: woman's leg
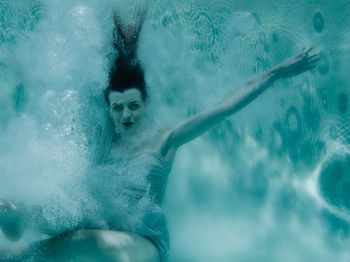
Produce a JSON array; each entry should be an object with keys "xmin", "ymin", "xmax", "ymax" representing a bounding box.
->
[
  {"xmin": 31, "ymin": 229, "xmax": 160, "ymax": 262},
  {"xmin": 1, "ymin": 201, "xmax": 161, "ymax": 261}
]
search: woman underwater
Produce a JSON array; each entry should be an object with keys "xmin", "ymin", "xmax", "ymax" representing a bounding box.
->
[{"xmin": 0, "ymin": 8, "xmax": 320, "ymax": 262}]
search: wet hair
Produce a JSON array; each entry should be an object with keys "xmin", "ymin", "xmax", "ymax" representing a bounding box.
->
[{"xmin": 104, "ymin": 13, "xmax": 147, "ymax": 105}]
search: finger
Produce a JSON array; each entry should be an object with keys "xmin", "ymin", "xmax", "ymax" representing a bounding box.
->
[
  {"xmin": 308, "ymin": 57, "xmax": 321, "ymax": 65},
  {"xmin": 307, "ymin": 54, "xmax": 321, "ymax": 62},
  {"xmin": 304, "ymin": 46, "xmax": 315, "ymax": 54},
  {"xmin": 308, "ymin": 53, "xmax": 320, "ymax": 60},
  {"xmin": 301, "ymin": 47, "xmax": 311, "ymax": 56},
  {"xmin": 296, "ymin": 51, "xmax": 306, "ymax": 58},
  {"xmin": 309, "ymin": 50, "xmax": 321, "ymax": 57},
  {"xmin": 300, "ymin": 54, "xmax": 320, "ymax": 65},
  {"xmin": 305, "ymin": 58, "xmax": 319, "ymax": 66}
]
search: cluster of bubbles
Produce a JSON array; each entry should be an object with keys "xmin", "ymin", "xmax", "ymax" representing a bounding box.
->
[{"xmin": 0, "ymin": 0, "xmax": 149, "ymax": 250}]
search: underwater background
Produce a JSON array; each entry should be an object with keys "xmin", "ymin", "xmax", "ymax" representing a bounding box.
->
[{"xmin": 1, "ymin": 0, "xmax": 350, "ymax": 261}]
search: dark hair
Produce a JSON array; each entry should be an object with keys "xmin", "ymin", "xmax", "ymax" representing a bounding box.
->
[{"xmin": 104, "ymin": 13, "xmax": 147, "ymax": 105}]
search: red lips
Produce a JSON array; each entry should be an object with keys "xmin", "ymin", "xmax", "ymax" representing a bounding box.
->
[{"xmin": 122, "ymin": 121, "xmax": 133, "ymax": 127}]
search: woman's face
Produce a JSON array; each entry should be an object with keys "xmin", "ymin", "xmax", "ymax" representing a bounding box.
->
[{"xmin": 109, "ymin": 88, "xmax": 146, "ymax": 136}]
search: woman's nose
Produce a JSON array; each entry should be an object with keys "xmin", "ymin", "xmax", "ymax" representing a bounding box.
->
[{"xmin": 122, "ymin": 108, "xmax": 132, "ymax": 120}]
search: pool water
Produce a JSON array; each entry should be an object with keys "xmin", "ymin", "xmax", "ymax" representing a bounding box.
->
[{"xmin": 1, "ymin": 0, "xmax": 350, "ymax": 261}]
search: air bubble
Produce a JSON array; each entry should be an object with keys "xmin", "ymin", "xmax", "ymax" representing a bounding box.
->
[
  {"xmin": 313, "ymin": 10, "xmax": 325, "ymax": 33},
  {"xmin": 13, "ymin": 83, "xmax": 27, "ymax": 113},
  {"xmin": 319, "ymin": 155, "xmax": 350, "ymax": 211},
  {"xmin": 320, "ymin": 93, "xmax": 329, "ymax": 111},
  {"xmin": 286, "ymin": 106, "xmax": 302, "ymax": 136},
  {"xmin": 338, "ymin": 92, "xmax": 348, "ymax": 114}
]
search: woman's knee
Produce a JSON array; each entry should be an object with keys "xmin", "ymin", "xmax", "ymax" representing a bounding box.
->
[{"xmin": 82, "ymin": 230, "xmax": 160, "ymax": 262}]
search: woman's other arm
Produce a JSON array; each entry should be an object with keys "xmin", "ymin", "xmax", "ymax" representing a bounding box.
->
[
  {"xmin": 161, "ymin": 48, "xmax": 320, "ymax": 156},
  {"xmin": 0, "ymin": 200, "xmax": 66, "ymax": 241}
]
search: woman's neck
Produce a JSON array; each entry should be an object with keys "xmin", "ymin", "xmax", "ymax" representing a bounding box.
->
[{"xmin": 111, "ymin": 126, "xmax": 161, "ymax": 156}]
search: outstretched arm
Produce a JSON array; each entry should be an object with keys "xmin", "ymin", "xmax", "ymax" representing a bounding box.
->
[{"xmin": 162, "ymin": 48, "xmax": 320, "ymax": 155}]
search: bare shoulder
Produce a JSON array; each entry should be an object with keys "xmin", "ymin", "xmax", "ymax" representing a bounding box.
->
[{"xmin": 145, "ymin": 128, "xmax": 177, "ymax": 165}]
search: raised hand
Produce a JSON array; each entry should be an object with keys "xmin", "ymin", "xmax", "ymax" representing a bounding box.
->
[{"xmin": 274, "ymin": 47, "xmax": 321, "ymax": 78}]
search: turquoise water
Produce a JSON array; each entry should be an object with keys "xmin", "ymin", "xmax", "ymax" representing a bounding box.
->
[{"xmin": 1, "ymin": 0, "xmax": 350, "ymax": 261}]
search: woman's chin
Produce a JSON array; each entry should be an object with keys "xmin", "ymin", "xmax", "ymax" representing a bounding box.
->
[{"xmin": 118, "ymin": 125, "xmax": 138, "ymax": 138}]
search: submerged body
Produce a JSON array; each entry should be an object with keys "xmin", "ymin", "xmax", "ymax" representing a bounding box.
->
[
  {"xmin": 93, "ymin": 150, "xmax": 172, "ymax": 259},
  {"xmin": 1, "ymin": 150, "xmax": 170, "ymax": 262},
  {"xmin": 0, "ymin": 6, "xmax": 320, "ymax": 261}
]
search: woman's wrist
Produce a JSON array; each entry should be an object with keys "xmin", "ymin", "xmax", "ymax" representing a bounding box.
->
[{"xmin": 269, "ymin": 65, "xmax": 282, "ymax": 82}]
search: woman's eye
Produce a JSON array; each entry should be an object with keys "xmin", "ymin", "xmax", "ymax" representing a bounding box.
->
[
  {"xmin": 113, "ymin": 105, "xmax": 123, "ymax": 111},
  {"xmin": 129, "ymin": 103, "xmax": 140, "ymax": 110}
]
